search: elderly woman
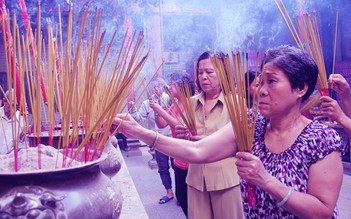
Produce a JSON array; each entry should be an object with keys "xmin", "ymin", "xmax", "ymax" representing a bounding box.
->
[
  {"xmin": 113, "ymin": 45, "xmax": 343, "ymax": 218},
  {"xmin": 177, "ymin": 51, "xmax": 243, "ymax": 219}
]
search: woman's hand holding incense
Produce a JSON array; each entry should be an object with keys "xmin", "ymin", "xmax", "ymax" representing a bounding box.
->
[
  {"xmin": 318, "ymin": 96, "xmax": 346, "ymax": 123},
  {"xmin": 112, "ymin": 113, "xmax": 145, "ymax": 139},
  {"xmin": 149, "ymin": 97, "xmax": 162, "ymax": 113},
  {"xmin": 174, "ymin": 125, "xmax": 189, "ymax": 139},
  {"xmin": 174, "ymin": 125, "xmax": 205, "ymax": 141},
  {"xmin": 235, "ymin": 152, "xmax": 271, "ymax": 189},
  {"xmin": 329, "ymin": 74, "xmax": 351, "ymax": 97}
]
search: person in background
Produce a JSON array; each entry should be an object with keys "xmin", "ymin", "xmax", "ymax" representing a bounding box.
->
[
  {"xmin": 315, "ymin": 74, "xmax": 351, "ymax": 135},
  {"xmin": 150, "ymin": 71, "xmax": 196, "ymax": 217},
  {"xmin": 245, "ymin": 70, "xmax": 260, "ymax": 109},
  {"xmin": 0, "ymin": 89, "xmax": 25, "ymax": 154},
  {"xmin": 0, "ymin": 92, "xmax": 4, "ymax": 116},
  {"xmin": 326, "ymin": 74, "xmax": 351, "ymax": 117},
  {"xmin": 113, "ymin": 45, "xmax": 343, "ymax": 218},
  {"xmin": 128, "ymin": 77, "xmax": 175, "ymax": 204},
  {"xmin": 175, "ymin": 51, "xmax": 243, "ymax": 219}
]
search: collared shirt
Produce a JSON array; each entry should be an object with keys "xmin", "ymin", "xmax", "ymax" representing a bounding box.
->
[{"xmin": 186, "ymin": 91, "xmax": 240, "ymax": 191}]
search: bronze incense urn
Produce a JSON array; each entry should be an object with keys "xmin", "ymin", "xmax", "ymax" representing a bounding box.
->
[{"xmin": 0, "ymin": 141, "xmax": 123, "ymax": 219}]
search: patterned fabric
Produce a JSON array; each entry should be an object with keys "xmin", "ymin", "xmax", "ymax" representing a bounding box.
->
[{"xmin": 241, "ymin": 116, "xmax": 342, "ymax": 219}]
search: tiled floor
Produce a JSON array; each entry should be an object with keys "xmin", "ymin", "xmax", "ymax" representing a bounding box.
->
[
  {"xmin": 123, "ymin": 146, "xmax": 351, "ymax": 219},
  {"xmin": 122, "ymin": 146, "xmax": 186, "ymax": 219}
]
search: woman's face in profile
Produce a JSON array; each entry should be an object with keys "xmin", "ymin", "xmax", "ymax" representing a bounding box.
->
[
  {"xmin": 258, "ymin": 62, "xmax": 300, "ymax": 118},
  {"xmin": 153, "ymin": 84, "xmax": 164, "ymax": 97},
  {"xmin": 169, "ymin": 80, "xmax": 179, "ymax": 99}
]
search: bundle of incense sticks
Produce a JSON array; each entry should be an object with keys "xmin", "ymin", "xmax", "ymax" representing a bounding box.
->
[
  {"xmin": 175, "ymin": 80, "xmax": 196, "ymax": 135},
  {"xmin": 211, "ymin": 52, "xmax": 259, "ymax": 152},
  {"xmin": 165, "ymin": 86, "xmax": 195, "ymax": 130},
  {"xmin": 297, "ymin": 13, "xmax": 329, "ymax": 95},
  {"xmin": 3, "ymin": 3, "xmax": 150, "ymax": 170},
  {"xmin": 274, "ymin": 0, "xmax": 339, "ymax": 103},
  {"xmin": 0, "ymin": 2, "xmax": 30, "ymax": 171},
  {"xmin": 211, "ymin": 51, "xmax": 260, "ymax": 209}
]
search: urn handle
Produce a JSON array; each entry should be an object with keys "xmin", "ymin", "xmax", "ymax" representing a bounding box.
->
[{"xmin": 99, "ymin": 137, "xmax": 122, "ymax": 178}]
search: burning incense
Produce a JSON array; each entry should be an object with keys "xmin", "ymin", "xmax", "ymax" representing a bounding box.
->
[
  {"xmin": 332, "ymin": 10, "xmax": 339, "ymax": 77},
  {"xmin": 4, "ymin": 3, "xmax": 150, "ymax": 170},
  {"xmin": 212, "ymin": 52, "xmax": 259, "ymax": 152},
  {"xmin": 274, "ymin": 1, "xmax": 332, "ymax": 97},
  {"xmin": 274, "ymin": 0, "xmax": 302, "ymax": 48},
  {"xmin": 164, "ymin": 86, "xmax": 186, "ymax": 127},
  {"xmin": 142, "ymin": 78, "xmax": 154, "ymax": 98},
  {"xmin": 17, "ymin": 0, "xmax": 48, "ymax": 104},
  {"xmin": 175, "ymin": 80, "xmax": 196, "ymax": 135},
  {"xmin": 211, "ymin": 51, "xmax": 260, "ymax": 209},
  {"xmin": 300, "ymin": 14, "xmax": 329, "ymax": 95},
  {"xmin": 0, "ymin": 0, "xmax": 22, "ymax": 111}
]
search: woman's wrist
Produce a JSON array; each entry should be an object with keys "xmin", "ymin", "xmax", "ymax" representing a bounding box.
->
[
  {"xmin": 148, "ymin": 131, "xmax": 159, "ymax": 149},
  {"xmin": 265, "ymin": 178, "xmax": 294, "ymax": 208},
  {"xmin": 277, "ymin": 187, "xmax": 293, "ymax": 207}
]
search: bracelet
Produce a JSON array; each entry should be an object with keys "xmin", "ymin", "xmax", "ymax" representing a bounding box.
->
[
  {"xmin": 277, "ymin": 187, "xmax": 293, "ymax": 207},
  {"xmin": 149, "ymin": 131, "xmax": 159, "ymax": 149}
]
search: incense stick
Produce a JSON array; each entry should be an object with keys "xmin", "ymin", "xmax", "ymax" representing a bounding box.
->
[
  {"xmin": 164, "ymin": 86, "xmax": 186, "ymax": 127},
  {"xmin": 175, "ymin": 80, "xmax": 196, "ymax": 134},
  {"xmin": 332, "ymin": 10, "xmax": 339, "ymax": 76},
  {"xmin": 212, "ymin": 52, "xmax": 258, "ymax": 152},
  {"xmin": 3, "ymin": 4, "xmax": 151, "ymax": 170}
]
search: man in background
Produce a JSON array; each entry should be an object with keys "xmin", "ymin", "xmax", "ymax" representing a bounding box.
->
[{"xmin": 128, "ymin": 77, "xmax": 175, "ymax": 204}]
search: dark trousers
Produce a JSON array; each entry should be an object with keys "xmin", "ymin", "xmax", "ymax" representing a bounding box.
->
[
  {"xmin": 155, "ymin": 150, "xmax": 173, "ymax": 190},
  {"xmin": 173, "ymin": 164, "xmax": 188, "ymax": 217}
]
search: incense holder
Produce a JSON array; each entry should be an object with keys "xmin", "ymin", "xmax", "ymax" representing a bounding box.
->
[{"xmin": 0, "ymin": 142, "xmax": 123, "ymax": 219}]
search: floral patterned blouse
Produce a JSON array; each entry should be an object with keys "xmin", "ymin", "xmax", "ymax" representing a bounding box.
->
[{"xmin": 241, "ymin": 116, "xmax": 342, "ymax": 218}]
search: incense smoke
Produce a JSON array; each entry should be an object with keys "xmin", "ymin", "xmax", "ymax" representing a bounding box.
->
[{"xmin": 3, "ymin": 0, "xmax": 347, "ymax": 75}]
